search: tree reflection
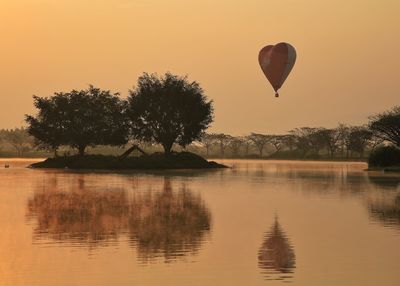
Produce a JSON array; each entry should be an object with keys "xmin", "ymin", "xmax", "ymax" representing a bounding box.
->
[
  {"xmin": 258, "ymin": 217, "xmax": 296, "ymax": 281},
  {"xmin": 27, "ymin": 177, "xmax": 129, "ymax": 244},
  {"xmin": 27, "ymin": 175, "xmax": 211, "ymax": 262},
  {"xmin": 367, "ymin": 173, "xmax": 400, "ymax": 189},
  {"xmin": 129, "ymin": 179, "xmax": 211, "ymax": 262},
  {"xmin": 368, "ymin": 193, "xmax": 400, "ymax": 227}
]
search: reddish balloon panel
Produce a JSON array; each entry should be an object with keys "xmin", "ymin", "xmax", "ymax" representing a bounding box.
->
[{"xmin": 258, "ymin": 42, "xmax": 296, "ymax": 95}]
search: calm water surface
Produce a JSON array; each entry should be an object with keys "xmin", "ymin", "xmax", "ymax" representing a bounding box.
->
[{"xmin": 0, "ymin": 159, "xmax": 400, "ymax": 286}]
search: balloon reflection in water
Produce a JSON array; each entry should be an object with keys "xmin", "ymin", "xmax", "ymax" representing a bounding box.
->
[
  {"xmin": 258, "ymin": 217, "xmax": 296, "ymax": 281},
  {"xmin": 27, "ymin": 176, "xmax": 211, "ymax": 262}
]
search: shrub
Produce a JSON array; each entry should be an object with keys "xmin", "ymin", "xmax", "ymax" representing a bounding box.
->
[{"xmin": 368, "ymin": 145, "xmax": 400, "ymax": 168}]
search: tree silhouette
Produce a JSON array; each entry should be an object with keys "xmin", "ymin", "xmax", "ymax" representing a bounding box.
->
[
  {"xmin": 2, "ymin": 128, "xmax": 33, "ymax": 155},
  {"xmin": 369, "ymin": 106, "xmax": 400, "ymax": 147},
  {"xmin": 199, "ymin": 133, "xmax": 216, "ymax": 156},
  {"xmin": 269, "ymin": 135, "xmax": 285, "ymax": 153},
  {"xmin": 127, "ymin": 73, "xmax": 213, "ymax": 154},
  {"xmin": 26, "ymin": 86, "xmax": 129, "ymax": 156},
  {"xmin": 248, "ymin": 133, "xmax": 270, "ymax": 157},
  {"xmin": 211, "ymin": 133, "xmax": 232, "ymax": 157},
  {"xmin": 348, "ymin": 126, "xmax": 372, "ymax": 158},
  {"xmin": 229, "ymin": 137, "xmax": 244, "ymax": 156}
]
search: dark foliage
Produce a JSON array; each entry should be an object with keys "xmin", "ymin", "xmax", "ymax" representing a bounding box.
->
[
  {"xmin": 348, "ymin": 127, "xmax": 372, "ymax": 157},
  {"xmin": 369, "ymin": 106, "xmax": 400, "ymax": 147},
  {"xmin": 127, "ymin": 73, "xmax": 213, "ymax": 154},
  {"xmin": 368, "ymin": 146, "xmax": 400, "ymax": 168},
  {"xmin": 25, "ymin": 86, "xmax": 129, "ymax": 155}
]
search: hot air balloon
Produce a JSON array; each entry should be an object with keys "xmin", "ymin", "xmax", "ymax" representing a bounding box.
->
[{"xmin": 258, "ymin": 42, "xmax": 296, "ymax": 97}]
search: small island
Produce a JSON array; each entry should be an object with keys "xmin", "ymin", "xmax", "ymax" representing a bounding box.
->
[
  {"xmin": 29, "ymin": 152, "xmax": 226, "ymax": 170},
  {"xmin": 25, "ymin": 73, "xmax": 226, "ymax": 170}
]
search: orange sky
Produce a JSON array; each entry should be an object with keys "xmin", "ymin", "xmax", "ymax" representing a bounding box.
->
[{"xmin": 0, "ymin": 0, "xmax": 399, "ymax": 134}]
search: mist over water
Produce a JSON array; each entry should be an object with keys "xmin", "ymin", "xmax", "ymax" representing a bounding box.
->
[{"xmin": 1, "ymin": 159, "xmax": 400, "ymax": 285}]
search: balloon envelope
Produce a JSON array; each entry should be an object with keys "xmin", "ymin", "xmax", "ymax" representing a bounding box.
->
[{"xmin": 258, "ymin": 42, "xmax": 296, "ymax": 95}]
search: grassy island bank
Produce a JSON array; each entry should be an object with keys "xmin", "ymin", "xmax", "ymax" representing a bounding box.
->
[{"xmin": 29, "ymin": 152, "xmax": 226, "ymax": 170}]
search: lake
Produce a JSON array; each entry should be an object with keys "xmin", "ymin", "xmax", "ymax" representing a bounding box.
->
[{"xmin": 0, "ymin": 159, "xmax": 399, "ymax": 286}]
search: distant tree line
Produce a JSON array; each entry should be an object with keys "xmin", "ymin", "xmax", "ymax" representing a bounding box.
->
[
  {"xmin": 1, "ymin": 71, "xmax": 399, "ymax": 161},
  {"xmin": 0, "ymin": 128, "xmax": 34, "ymax": 156},
  {"xmin": 196, "ymin": 125, "xmax": 381, "ymax": 160},
  {"xmin": 196, "ymin": 106, "xmax": 399, "ymax": 160}
]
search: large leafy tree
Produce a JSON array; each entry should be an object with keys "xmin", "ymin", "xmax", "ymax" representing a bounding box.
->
[
  {"xmin": 26, "ymin": 86, "xmax": 129, "ymax": 156},
  {"xmin": 369, "ymin": 106, "xmax": 400, "ymax": 147},
  {"xmin": 127, "ymin": 73, "xmax": 214, "ymax": 154}
]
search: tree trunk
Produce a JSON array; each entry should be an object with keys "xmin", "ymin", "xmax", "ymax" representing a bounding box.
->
[
  {"xmin": 163, "ymin": 142, "xmax": 173, "ymax": 155},
  {"xmin": 78, "ymin": 145, "xmax": 86, "ymax": 156}
]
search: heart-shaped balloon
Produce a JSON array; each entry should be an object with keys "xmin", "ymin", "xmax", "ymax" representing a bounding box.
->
[{"xmin": 258, "ymin": 42, "xmax": 296, "ymax": 97}]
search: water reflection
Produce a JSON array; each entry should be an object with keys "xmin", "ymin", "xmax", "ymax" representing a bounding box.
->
[
  {"xmin": 27, "ymin": 175, "xmax": 211, "ymax": 262},
  {"xmin": 367, "ymin": 172, "xmax": 400, "ymax": 189},
  {"xmin": 27, "ymin": 186, "xmax": 129, "ymax": 244},
  {"xmin": 258, "ymin": 217, "xmax": 296, "ymax": 282},
  {"xmin": 365, "ymin": 172, "xmax": 400, "ymax": 228},
  {"xmin": 129, "ymin": 179, "xmax": 211, "ymax": 263},
  {"xmin": 368, "ymin": 193, "xmax": 400, "ymax": 228}
]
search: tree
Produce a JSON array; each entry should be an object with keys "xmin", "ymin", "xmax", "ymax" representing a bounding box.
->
[
  {"xmin": 369, "ymin": 106, "xmax": 400, "ymax": 147},
  {"xmin": 211, "ymin": 133, "xmax": 232, "ymax": 157},
  {"xmin": 290, "ymin": 127, "xmax": 322, "ymax": 157},
  {"xmin": 348, "ymin": 126, "xmax": 373, "ymax": 158},
  {"xmin": 242, "ymin": 136, "xmax": 253, "ymax": 156},
  {"xmin": 199, "ymin": 133, "xmax": 216, "ymax": 156},
  {"xmin": 3, "ymin": 128, "xmax": 33, "ymax": 155},
  {"xmin": 269, "ymin": 135, "xmax": 285, "ymax": 153},
  {"xmin": 26, "ymin": 86, "xmax": 129, "ymax": 156},
  {"xmin": 281, "ymin": 134, "xmax": 296, "ymax": 152},
  {"xmin": 248, "ymin": 133, "xmax": 270, "ymax": 157},
  {"xmin": 127, "ymin": 73, "xmax": 214, "ymax": 154},
  {"xmin": 316, "ymin": 128, "xmax": 342, "ymax": 159},
  {"xmin": 229, "ymin": 137, "xmax": 244, "ymax": 156}
]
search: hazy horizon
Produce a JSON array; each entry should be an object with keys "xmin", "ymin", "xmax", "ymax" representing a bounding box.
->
[{"xmin": 1, "ymin": 0, "xmax": 399, "ymax": 134}]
